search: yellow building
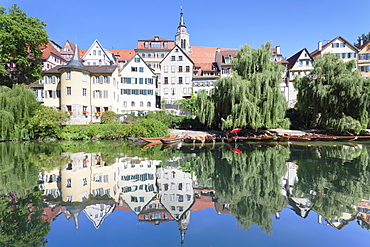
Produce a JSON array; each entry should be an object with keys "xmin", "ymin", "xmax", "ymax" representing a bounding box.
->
[
  {"xmin": 43, "ymin": 46, "xmax": 120, "ymax": 124},
  {"xmin": 311, "ymin": 36, "xmax": 358, "ymax": 62},
  {"xmin": 358, "ymin": 40, "xmax": 370, "ymax": 79}
]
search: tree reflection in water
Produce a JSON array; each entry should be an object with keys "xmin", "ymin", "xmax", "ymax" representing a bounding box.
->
[
  {"xmin": 291, "ymin": 145, "xmax": 370, "ymax": 223},
  {"xmin": 195, "ymin": 144, "xmax": 290, "ymax": 234},
  {"xmin": 1, "ymin": 140, "xmax": 370, "ymax": 244}
]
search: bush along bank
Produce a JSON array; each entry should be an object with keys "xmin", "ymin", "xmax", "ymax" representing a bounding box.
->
[{"xmin": 57, "ymin": 119, "xmax": 169, "ymax": 140}]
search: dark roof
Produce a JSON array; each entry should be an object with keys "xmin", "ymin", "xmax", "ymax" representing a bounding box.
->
[
  {"xmin": 359, "ymin": 40, "xmax": 370, "ymax": 50},
  {"xmin": 216, "ymin": 50, "xmax": 238, "ymax": 66},
  {"xmin": 287, "ymin": 48, "xmax": 313, "ymax": 70},
  {"xmin": 44, "ymin": 65, "xmax": 117, "ymax": 74},
  {"xmin": 86, "ymin": 65, "xmax": 117, "ymax": 74}
]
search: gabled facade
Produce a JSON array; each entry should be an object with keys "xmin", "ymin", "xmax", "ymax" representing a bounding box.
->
[
  {"xmin": 159, "ymin": 45, "xmax": 194, "ymax": 103},
  {"xmin": 358, "ymin": 40, "xmax": 370, "ymax": 79},
  {"xmin": 285, "ymin": 48, "xmax": 314, "ymax": 107},
  {"xmin": 81, "ymin": 39, "xmax": 117, "ymax": 66},
  {"xmin": 310, "ymin": 36, "xmax": 358, "ymax": 62},
  {"xmin": 60, "ymin": 40, "xmax": 76, "ymax": 61},
  {"xmin": 118, "ymin": 54, "xmax": 157, "ymax": 115}
]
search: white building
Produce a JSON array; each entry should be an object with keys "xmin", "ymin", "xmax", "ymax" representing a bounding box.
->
[
  {"xmin": 118, "ymin": 54, "xmax": 157, "ymax": 115},
  {"xmin": 159, "ymin": 45, "xmax": 194, "ymax": 103}
]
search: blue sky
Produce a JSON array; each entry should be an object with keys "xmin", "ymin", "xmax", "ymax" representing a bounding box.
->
[{"xmin": 3, "ymin": 0, "xmax": 370, "ymax": 58}]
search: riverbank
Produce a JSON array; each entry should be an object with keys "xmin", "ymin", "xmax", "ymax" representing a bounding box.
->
[{"xmin": 169, "ymin": 128, "xmax": 320, "ymax": 138}]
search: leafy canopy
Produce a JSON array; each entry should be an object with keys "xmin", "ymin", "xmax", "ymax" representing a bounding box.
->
[
  {"xmin": 294, "ymin": 53, "xmax": 370, "ymax": 133},
  {"xmin": 196, "ymin": 42, "xmax": 290, "ymax": 130},
  {"xmin": 0, "ymin": 4, "xmax": 48, "ymax": 87}
]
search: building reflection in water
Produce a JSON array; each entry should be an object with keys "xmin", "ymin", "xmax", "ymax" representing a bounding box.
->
[{"xmin": 38, "ymin": 143, "xmax": 369, "ymax": 242}]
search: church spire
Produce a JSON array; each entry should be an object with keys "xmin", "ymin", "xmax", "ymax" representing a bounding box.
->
[
  {"xmin": 61, "ymin": 44, "xmax": 88, "ymax": 72},
  {"xmin": 175, "ymin": 7, "xmax": 191, "ymax": 54},
  {"xmin": 179, "ymin": 6, "xmax": 186, "ymax": 27}
]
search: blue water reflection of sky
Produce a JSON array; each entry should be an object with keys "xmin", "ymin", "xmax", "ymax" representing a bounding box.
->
[{"xmin": 46, "ymin": 206, "xmax": 369, "ymax": 247}]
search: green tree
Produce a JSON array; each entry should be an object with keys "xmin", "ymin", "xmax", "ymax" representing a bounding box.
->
[
  {"xmin": 0, "ymin": 4, "xmax": 48, "ymax": 87},
  {"xmin": 100, "ymin": 110, "xmax": 117, "ymax": 124},
  {"xmin": 294, "ymin": 54, "xmax": 370, "ymax": 133},
  {"xmin": 196, "ymin": 42, "xmax": 290, "ymax": 130},
  {"xmin": 355, "ymin": 31, "xmax": 370, "ymax": 47},
  {"xmin": 28, "ymin": 105, "xmax": 69, "ymax": 139},
  {"xmin": 177, "ymin": 93, "xmax": 197, "ymax": 114},
  {"xmin": 0, "ymin": 84, "xmax": 40, "ymax": 140}
]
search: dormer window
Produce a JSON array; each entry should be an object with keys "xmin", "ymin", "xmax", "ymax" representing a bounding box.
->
[
  {"xmin": 144, "ymin": 42, "xmax": 149, "ymax": 48},
  {"xmin": 151, "ymin": 42, "xmax": 161, "ymax": 48},
  {"xmin": 225, "ymin": 57, "xmax": 230, "ymax": 64}
]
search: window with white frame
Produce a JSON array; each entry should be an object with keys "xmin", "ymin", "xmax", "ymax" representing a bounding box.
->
[
  {"xmin": 103, "ymin": 90, "xmax": 108, "ymax": 98},
  {"xmin": 82, "ymin": 88, "xmax": 87, "ymax": 96},
  {"xmin": 82, "ymin": 73, "xmax": 87, "ymax": 81},
  {"xmin": 171, "ymin": 77, "xmax": 175, "ymax": 84},
  {"xmin": 66, "ymin": 87, "xmax": 71, "ymax": 95},
  {"xmin": 171, "ymin": 65, "xmax": 175, "ymax": 73},
  {"xmin": 66, "ymin": 71, "xmax": 71, "ymax": 80},
  {"xmin": 164, "ymin": 66, "xmax": 168, "ymax": 72},
  {"xmin": 93, "ymin": 90, "xmax": 102, "ymax": 98}
]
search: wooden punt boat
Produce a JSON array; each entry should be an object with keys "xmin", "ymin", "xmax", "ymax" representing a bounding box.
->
[
  {"xmin": 289, "ymin": 135, "xmax": 311, "ymax": 141},
  {"xmin": 247, "ymin": 136, "xmax": 262, "ymax": 142},
  {"xmin": 140, "ymin": 135, "xmax": 173, "ymax": 142},
  {"xmin": 316, "ymin": 135, "xmax": 337, "ymax": 141},
  {"xmin": 333, "ymin": 136, "xmax": 358, "ymax": 141},
  {"xmin": 160, "ymin": 136, "xmax": 182, "ymax": 144},
  {"xmin": 259, "ymin": 136, "xmax": 277, "ymax": 142},
  {"xmin": 277, "ymin": 136, "xmax": 290, "ymax": 142},
  {"xmin": 356, "ymin": 135, "xmax": 370, "ymax": 141}
]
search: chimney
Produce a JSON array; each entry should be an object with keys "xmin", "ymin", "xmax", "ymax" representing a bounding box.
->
[
  {"xmin": 217, "ymin": 48, "xmax": 220, "ymax": 53},
  {"xmin": 318, "ymin": 41, "xmax": 322, "ymax": 51},
  {"xmin": 276, "ymin": 46, "xmax": 281, "ymax": 55},
  {"xmin": 359, "ymin": 39, "xmax": 364, "ymax": 47}
]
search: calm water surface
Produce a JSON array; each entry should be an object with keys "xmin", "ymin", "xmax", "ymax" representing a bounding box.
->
[{"xmin": 1, "ymin": 140, "xmax": 370, "ymax": 247}]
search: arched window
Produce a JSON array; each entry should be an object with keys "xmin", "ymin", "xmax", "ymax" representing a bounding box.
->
[
  {"xmin": 131, "ymin": 101, "xmax": 135, "ymax": 107},
  {"xmin": 147, "ymin": 102, "xmax": 151, "ymax": 107},
  {"xmin": 123, "ymin": 101, "xmax": 127, "ymax": 107},
  {"xmin": 181, "ymin": 39, "xmax": 186, "ymax": 49},
  {"xmin": 140, "ymin": 101, "xmax": 144, "ymax": 107}
]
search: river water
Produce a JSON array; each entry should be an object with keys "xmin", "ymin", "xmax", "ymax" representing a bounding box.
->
[{"xmin": 1, "ymin": 140, "xmax": 370, "ymax": 247}]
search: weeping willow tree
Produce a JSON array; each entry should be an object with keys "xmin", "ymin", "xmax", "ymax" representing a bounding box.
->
[
  {"xmin": 292, "ymin": 145, "xmax": 370, "ymax": 220},
  {"xmin": 0, "ymin": 84, "xmax": 40, "ymax": 140},
  {"xmin": 196, "ymin": 42, "xmax": 290, "ymax": 130},
  {"xmin": 195, "ymin": 145, "xmax": 290, "ymax": 234},
  {"xmin": 294, "ymin": 54, "xmax": 370, "ymax": 134}
]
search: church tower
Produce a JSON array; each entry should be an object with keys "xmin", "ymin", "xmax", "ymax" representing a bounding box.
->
[{"xmin": 175, "ymin": 7, "xmax": 191, "ymax": 54}]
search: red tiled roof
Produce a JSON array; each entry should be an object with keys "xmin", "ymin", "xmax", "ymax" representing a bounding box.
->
[
  {"xmin": 109, "ymin": 49, "xmax": 135, "ymax": 62},
  {"xmin": 139, "ymin": 36, "xmax": 173, "ymax": 42},
  {"xmin": 41, "ymin": 40, "xmax": 66, "ymax": 62},
  {"xmin": 79, "ymin": 49, "xmax": 135, "ymax": 62},
  {"xmin": 189, "ymin": 46, "xmax": 234, "ymax": 74}
]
